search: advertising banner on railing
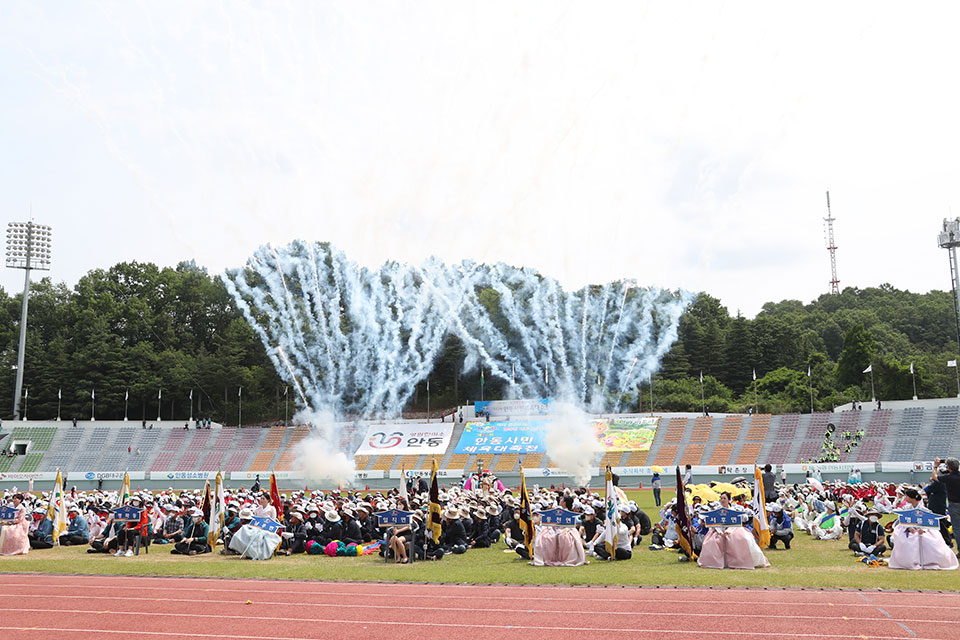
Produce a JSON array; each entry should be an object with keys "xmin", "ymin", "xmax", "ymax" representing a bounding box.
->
[
  {"xmin": 474, "ymin": 398, "xmax": 553, "ymax": 417},
  {"xmin": 354, "ymin": 424, "xmax": 454, "ymax": 456},
  {"xmin": 68, "ymin": 471, "xmax": 146, "ymax": 482},
  {"xmin": 591, "ymin": 416, "xmax": 660, "ymax": 451},
  {"xmin": 151, "ymin": 471, "xmax": 219, "ymax": 481},
  {"xmin": 388, "ymin": 469, "xmax": 464, "ymax": 479},
  {"xmin": 0, "ymin": 471, "xmax": 57, "ymax": 482},
  {"xmin": 453, "ymin": 420, "xmax": 548, "ymax": 454}
]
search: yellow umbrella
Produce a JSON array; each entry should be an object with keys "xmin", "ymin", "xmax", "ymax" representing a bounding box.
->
[
  {"xmin": 650, "ymin": 465, "xmax": 665, "ymax": 473},
  {"xmin": 712, "ymin": 482, "xmax": 739, "ymax": 494},
  {"xmin": 690, "ymin": 486, "xmax": 719, "ymax": 502}
]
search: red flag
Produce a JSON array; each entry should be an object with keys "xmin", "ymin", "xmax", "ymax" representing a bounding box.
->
[
  {"xmin": 269, "ymin": 472, "xmax": 283, "ymax": 521},
  {"xmin": 673, "ymin": 466, "xmax": 697, "ymax": 560}
]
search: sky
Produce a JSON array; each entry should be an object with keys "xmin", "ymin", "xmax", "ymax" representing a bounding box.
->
[{"xmin": 1, "ymin": 1, "xmax": 959, "ymax": 317}]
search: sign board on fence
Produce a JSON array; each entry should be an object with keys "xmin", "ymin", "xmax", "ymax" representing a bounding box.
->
[
  {"xmin": 354, "ymin": 424, "xmax": 454, "ymax": 456},
  {"xmin": 454, "ymin": 420, "xmax": 548, "ymax": 454},
  {"xmin": 474, "ymin": 399, "xmax": 553, "ymax": 417},
  {"xmin": 151, "ymin": 471, "xmax": 219, "ymax": 481},
  {"xmin": 782, "ymin": 463, "xmax": 875, "ymax": 474},
  {"xmin": 112, "ymin": 506, "xmax": 144, "ymax": 522},
  {"xmin": 539, "ymin": 508, "xmax": 579, "ymax": 527},
  {"xmin": 592, "ymin": 416, "xmax": 660, "ymax": 452},
  {"xmin": 0, "ymin": 505, "xmax": 18, "ymax": 524},
  {"xmin": 0, "ymin": 472, "xmax": 57, "ymax": 482},
  {"xmin": 388, "ymin": 469, "xmax": 463, "ymax": 479},
  {"xmin": 69, "ymin": 471, "xmax": 146, "ymax": 482},
  {"xmin": 375, "ymin": 509, "xmax": 413, "ymax": 527}
]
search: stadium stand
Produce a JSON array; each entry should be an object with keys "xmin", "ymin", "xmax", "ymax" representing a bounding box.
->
[
  {"xmin": 654, "ymin": 444, "xmax": 678, "ymax": 466},
  {"xmin": 707, "ymin": 443, "xmax": 733, "ymax": 465},
  {"xmin": 690, "ymin": 416, "xmax": 712, "ymax": 442},
  {"xmin": 679, "ymin": 444, "xmax": 705, "ymax": 466},
  {"xmin": 746, "ymin": 414, "xmax": 770, "ymax": 441},
  {"xmin": 9, "ymin": 400, "xmax": 960, "ymax": 482},
  {"xmin": 718, "ymin": 415, "xmax": 743, "ymax": 441},
  {"xmin": 663, "ymin": 418, "xmax": 687, "ymax": 443}
]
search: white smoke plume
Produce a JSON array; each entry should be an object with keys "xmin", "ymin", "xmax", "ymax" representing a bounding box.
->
[
  {"xmin": 543, "ymin": 401, "xmax": 598, "ymax": 487},
  {"xmin": 292, "ymin": 408, "xmax": 356, "ymax": 488}
]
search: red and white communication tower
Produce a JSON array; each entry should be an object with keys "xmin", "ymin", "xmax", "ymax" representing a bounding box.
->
[{"xmin": 823, "ymin": 191, "xmax": 840, "ymax": 295}]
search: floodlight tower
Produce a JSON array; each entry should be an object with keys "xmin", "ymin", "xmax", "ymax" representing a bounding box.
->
[
  {"xmin": 824, "ymin": 191, "xmax": 840, "ymax": 295},
  {"xmin": 938, "ymin": 218, "xmax": 960, "ymax": 355},
  {"xmin": 5, "ymin": 221, "xmax": 53, "ymax": 420}
]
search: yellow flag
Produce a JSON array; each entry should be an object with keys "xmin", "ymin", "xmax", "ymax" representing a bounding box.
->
[
  {"xmin": 120, "ymin": 471, "xmax": 131, "ymax": 504},
  {"xmin": 428, "ymin": 458, "xmax": 442, "ymax": 543},
  {"xmin": 47, "ymin": 470, "xmax": 68, "ymax": 545},
  {"xmin": 517, "ymin": 465, "xmax": 535, "ymax": 557},
  {"xmin": 752, "ymin": 466, "xmax": 771, "ymax": 549}
]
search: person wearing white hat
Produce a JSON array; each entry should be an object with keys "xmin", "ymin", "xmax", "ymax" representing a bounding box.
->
[
  {"xmin": 280, "ymin": 510, "xmax": 307, "ymax": 555},
  {"xmin": 28, "ymin": 508, "xmax": 54, "ymax": 550},
  {"xmin": 811, "ymin": 501, "xmax": 843, "ymax": 540},
  {"xmin": 171, "ymin": 508, "xmax": 209, "ymax": 556},
  {"xmin": 849, "ymin": 506, "xmax": 886, "ymax": 557},
  {"xmin": 154, "ymin": 504, "xmax": 185, "ymax": 545},
  {"xmin": 221, "ymin": 508, "xmax": 254, "ymax": 555},
  {"xmin": 60, "ymin": 505, "xmax": 90, "ymax": 546},
  {"xmin": 766, "ymin": 503, "xmax": 793, "ymax": 550}
]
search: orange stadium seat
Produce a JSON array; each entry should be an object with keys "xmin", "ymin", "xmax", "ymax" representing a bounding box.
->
[
  {"xmin": 718, "ymin": 415, "xmax": 744, "ymax": 442},
  {"xmin": 737, "ymin": 443, "xmax": 763, "ymax": 465},
  {"xmin": 708, "ymin": 443, "xmax": 734, "ymax": 466},
  {"xmin": 654, "ymin": 444, "xmax": 678, "ymax": 466}
]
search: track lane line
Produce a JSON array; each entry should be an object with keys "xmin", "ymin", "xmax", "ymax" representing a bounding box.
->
[{"xmin": 0, "ymin": 579, "xmax": 956, "ymax": 611}]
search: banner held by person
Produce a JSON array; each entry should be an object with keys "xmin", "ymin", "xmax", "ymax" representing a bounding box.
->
[
  {"xmin": 673, "ymin": 466, "xmax": 697, "ymax": 560},
  {"xmin": 518, "ymin": 465, "xmax": 535, "ymax": 558}
]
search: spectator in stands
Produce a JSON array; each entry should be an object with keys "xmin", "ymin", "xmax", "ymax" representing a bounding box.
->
[{"xmin": 60, "ymin": 506, "xmax": 90, "ymax": 546}]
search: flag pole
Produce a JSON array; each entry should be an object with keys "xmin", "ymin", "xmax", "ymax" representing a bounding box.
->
[
  {"xmin": 808, "ymin": 365, "xmax": 814, "ymax": 414},
  {"xmin": 649, "ymin": 374, "xmax": 654, "ymax": 415},
  {"xmin": 911, "ymin": 363, "xmax": 918, "ymax": 401},
  {"xmin": 699, "ymin": 371, "xmax": 705, "ymax": 416},
  {"xmin": 56, "ymin": 389, "xmax": 61, "ymax": 422},
  {"xmin": 753, "ymin": 369, "xmax": 758, "ymax": 414},
  {"xmin": 870, "ymin": 367, "xmax": 876, "ymax": 402}
]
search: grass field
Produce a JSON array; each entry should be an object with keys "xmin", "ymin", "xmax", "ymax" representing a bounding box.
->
[{"xmin": 2, "ymin": 490, "xmax": 956, "ymax": 591}]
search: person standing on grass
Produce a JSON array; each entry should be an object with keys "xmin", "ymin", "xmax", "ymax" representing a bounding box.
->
[
  {"xmin": 925, "ymin": 464, "xmax": 952, "ymax": 548},
  {"xmin": 652, "ymin": 472, "xmax": 662, "ymax": 507},
  {"xmin": 933, "ymin": 457, "xmax": 960, "ymax": 557}
]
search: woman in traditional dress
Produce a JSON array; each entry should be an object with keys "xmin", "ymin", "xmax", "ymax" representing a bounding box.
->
[
  {"xmin": 0, "ymin": 494, "xmax": 31, "ymax": 556},
  {"xmin": 697, "ymin": 492, "xmax": 769, "ymax": 569},
  {"xmin": 889, "ymin": 488, "xmax": 958, "ymax": 571}
]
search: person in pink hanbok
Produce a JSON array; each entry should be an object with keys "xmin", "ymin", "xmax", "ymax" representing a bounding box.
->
[
  {"xmin": 889, "ymin": 488, "xmax": 958, "ymax": 571},
  {"xmin": 0, "ymin": 494, "xmax": 31, "ymax": 556},
  {"xmin": 698, "ymin": 492, "xmax": 769, "ymax": 570}
]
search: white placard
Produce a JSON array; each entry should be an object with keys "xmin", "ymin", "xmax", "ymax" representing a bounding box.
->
[
  {"xmin": 781, "ymin": 462, "xmax": 875, "ymax": 474},
  {"xmin": 388, "ymin": 469, "xmax": 464, "ymax": 479},
  {"xmin": 354, "ymin": 423, "xmax": 454, "ymax": 456},
  {"xmin": 0, "ymin": 472, "xmax": 57, "ymax": 481},
  {"xmin": 68, "ymin": 471, "xmax": 146, "ymax": 482},
  {"xmin": 151, "ymin": 471, "xmax": 220, "ymax": 481}
]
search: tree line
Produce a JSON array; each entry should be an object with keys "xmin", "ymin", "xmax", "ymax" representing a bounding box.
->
[{"xmin": 0, "ymin": 261, "xmax": 956, "ymax": 422}]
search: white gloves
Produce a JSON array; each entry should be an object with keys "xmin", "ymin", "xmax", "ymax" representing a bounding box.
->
[
  {"xmin": 865, "ymin": 544, "xmax": 875, "ymax": 553},
  {"xmin": 282, "ymin": 532, "xmax": 293, "ymax": 539},
  {"xmin": 859, "ymin": 542, "xmax": 868, "ymax": 551}
]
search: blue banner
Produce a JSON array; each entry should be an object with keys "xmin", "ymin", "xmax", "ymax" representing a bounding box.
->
[
  {"xmin": 112, "ymin": 506, "xmax": 144, "ymax": 523},
  {"xmin": 894, "ymin": 508, "xmax": 945, "ymax": 529},
  {"xmin": 375, "ymin": 509, "xmax": 413, "ymax": 526},
  {"xmin": 700, "ymin": 508, "xmax": 746, "ymax": 527},
  {"xmin": 0, "ymin": 505, "xmax": 18, "ymax": 523},
  {"xmin": 539, "ymin": 508, "xmax": 580, "ymax": 527},
  {"xmin": 453, "ymin": 420, "xmax": 548, "ymax": 454},
  {"xmin": 250, "ymin": 516, "xmax": 284, "ymax": 533}
]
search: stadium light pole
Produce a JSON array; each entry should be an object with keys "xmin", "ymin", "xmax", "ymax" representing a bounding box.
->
[{"xmin": 5, "ymin": 221, "xmax": 52, "ymax": 420}]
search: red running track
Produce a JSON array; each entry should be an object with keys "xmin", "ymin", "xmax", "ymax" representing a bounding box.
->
[{"xmin": 0, "ymin": 574, "xmax": 957, "ymax": 640}]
